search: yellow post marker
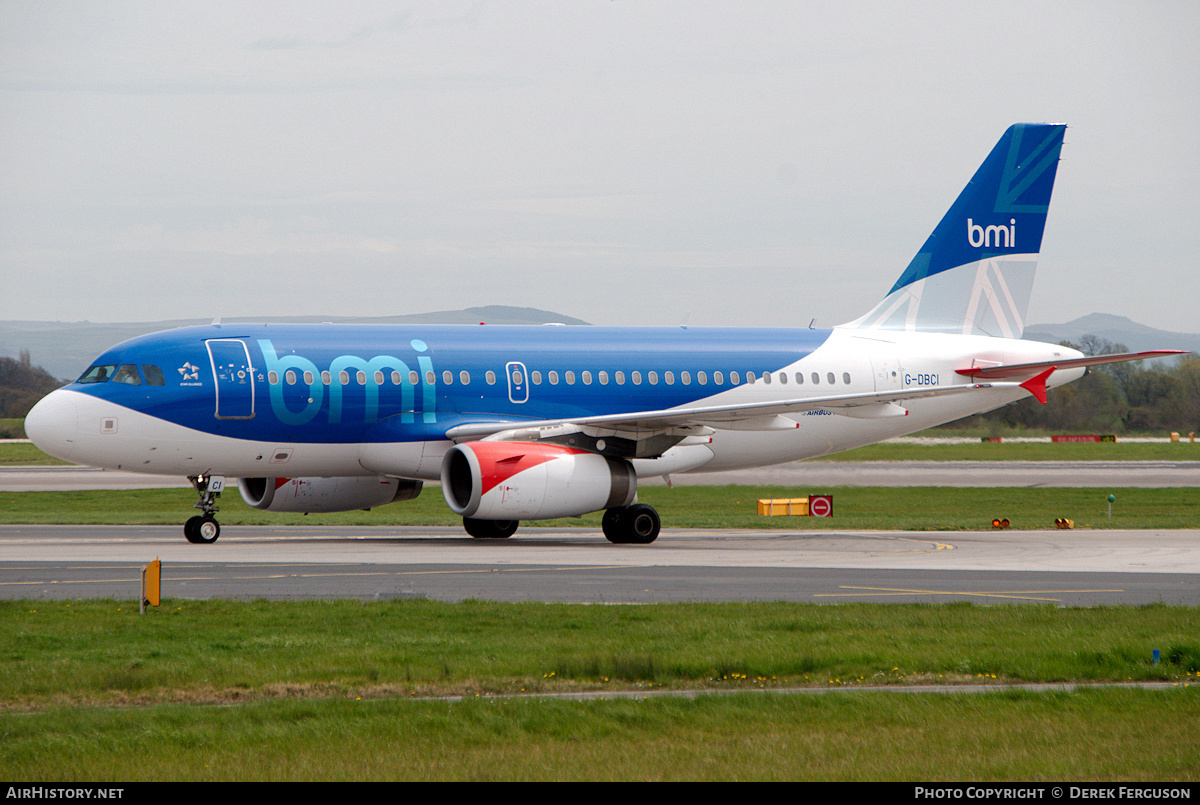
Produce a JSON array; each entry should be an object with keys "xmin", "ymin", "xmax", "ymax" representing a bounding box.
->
[{"xmin": 141, "ymin": 557, "xmax": 160, "ymax": 614}]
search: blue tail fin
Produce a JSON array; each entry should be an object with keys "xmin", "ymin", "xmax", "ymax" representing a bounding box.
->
[{"xmin": 844, "ymin": 123, "xmax": 1066, "ymax": 337}]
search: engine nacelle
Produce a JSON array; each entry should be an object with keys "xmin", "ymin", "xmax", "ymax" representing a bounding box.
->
[
  {"xmin": 441, "ymin": 441, "xmax": 636, "ymax": 520},
  {"xmin": 238, "ymin": 476, "xmax": 422, "ymax": 513}
]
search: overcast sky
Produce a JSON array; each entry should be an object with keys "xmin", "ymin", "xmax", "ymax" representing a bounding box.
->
[{"xmin": 2, "ymin": 1, "xmax": 1197, "ymax": 333}]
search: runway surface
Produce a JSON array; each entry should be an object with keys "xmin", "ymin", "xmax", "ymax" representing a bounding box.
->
[
  {"xmin": 2, "ymin": 524, "xmax": 1196, "ymax": 606},
  {"xmin": 5, "ymin": 454, "xmax": 1196, "ymax": 606}
]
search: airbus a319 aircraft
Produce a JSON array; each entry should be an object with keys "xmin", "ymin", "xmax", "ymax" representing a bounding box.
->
[{"xmin": 25, "ymin": 124, "xmax": 1182, "ymax": 544}]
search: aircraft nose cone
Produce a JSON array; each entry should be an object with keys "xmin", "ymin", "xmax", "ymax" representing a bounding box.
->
[{"xmin": 24, "ymin": 389, "xmax": 78, "ymax": 461}]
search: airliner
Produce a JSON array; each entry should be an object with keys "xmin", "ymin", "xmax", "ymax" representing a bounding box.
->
[{"xmin": 24, "ymin": 124, "xmax": 1182, "ymax": 544}]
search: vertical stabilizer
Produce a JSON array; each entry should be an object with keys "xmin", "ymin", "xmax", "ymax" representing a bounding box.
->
[{"xmin": 842, "ymin": 123, "xmax": 1066, "ymax": 338}]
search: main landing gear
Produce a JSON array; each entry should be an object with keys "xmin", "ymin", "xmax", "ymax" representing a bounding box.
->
[
  {"xmin": 463, "ymin": 518, "xmax": 519, "ymax": 539},
  {"xmin": 461, "ymin": 504, "xmax": 661, "ymax": 544},
  {"xmin": 602, "ymin": 504, "xmax": 661, "ymax": 544},
  {"xmin": 185, "ymin": 474, "xmax": 224, "ymax": 544}
]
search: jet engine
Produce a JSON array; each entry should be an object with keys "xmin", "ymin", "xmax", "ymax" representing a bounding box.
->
[
  {"xmin": 238, "ymin": 476, "xmax": 422, "ymax": 513},
  {"xmin": 441, "ymin": 441, "xmax": 636, "ymax": 520}
]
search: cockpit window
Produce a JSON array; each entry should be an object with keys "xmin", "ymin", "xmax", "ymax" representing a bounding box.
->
[
  {"xmin": 78, "ymin": 365, "xmax": 116, "ymax": 383},
  {"xmin": 142, "ymin": 365, "xmax": 166, "ymax": 386},
  {"xmin": 112, "ymin": 365, "xmax": 142, "ymax": 385}
]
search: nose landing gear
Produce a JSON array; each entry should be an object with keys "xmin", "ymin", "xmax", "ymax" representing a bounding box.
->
[{"xmin": 185, "ymin": 475, "xmax": 225, "ymax": 544}]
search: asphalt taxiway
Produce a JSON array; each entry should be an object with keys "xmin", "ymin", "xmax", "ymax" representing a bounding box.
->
[
  {"xmin": 4, "ymin": 455, "xmax": 1196, "ymax": 606},
  {"xmin": 2, "ymin": 524, "xmax": 1196, "ymax": 605}
]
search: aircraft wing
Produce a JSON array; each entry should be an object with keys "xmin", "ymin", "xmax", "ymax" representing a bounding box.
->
[
  {"xmin": 956, "ymin": 350, "xmax": 1188, "ymax": 380},
  {"xmin": 444, "ymin": 381, "xmax": 1013, "ymax": 442}
]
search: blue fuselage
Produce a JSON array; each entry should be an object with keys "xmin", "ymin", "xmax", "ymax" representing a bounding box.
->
[{"xmin": 68, "ymin": 323, "xmax": 834, "ymax": 445}]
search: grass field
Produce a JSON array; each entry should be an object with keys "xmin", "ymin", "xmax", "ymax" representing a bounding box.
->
[
  {"xmin": 5, "ymin": 687, "xmax": 1197, "ymax": 781},
  {"xmin": 2, "ymin": 600, "xmax": 1198, "ymax": 780},
  {"xmin": 823, "ymin": 439, "xmax": 1200, "ymax": 462},
  {"xmin": 2, "ymin": 484, "xmax": 1197, "ymax": 531}
]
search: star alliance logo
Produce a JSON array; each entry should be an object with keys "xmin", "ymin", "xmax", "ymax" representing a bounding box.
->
[{"xmin": 178, "ymin": 362, "xmax": 200, "ymax": 383}]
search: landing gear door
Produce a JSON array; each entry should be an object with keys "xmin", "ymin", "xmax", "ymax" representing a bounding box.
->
[{"xmin": 206, "ymin": 339, "xmax": 256, "ymax": 419}]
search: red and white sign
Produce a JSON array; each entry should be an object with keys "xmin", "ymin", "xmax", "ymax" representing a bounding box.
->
[{"xmin": 809, "ymin": 494, "xmax": 833, "ymax": 517}]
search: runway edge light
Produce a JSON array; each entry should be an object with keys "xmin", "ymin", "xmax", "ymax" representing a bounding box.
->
[{"xmin": 141, "ymin": 557, "xmax": 160, "ymax": 615}]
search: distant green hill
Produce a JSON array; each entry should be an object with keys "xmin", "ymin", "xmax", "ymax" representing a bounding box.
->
[{"xmin": 1025, "ymin": 313, "xmax": 1200, "ymax": 356}]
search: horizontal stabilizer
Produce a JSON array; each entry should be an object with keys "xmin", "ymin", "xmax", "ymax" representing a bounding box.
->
[{"xmin": 956, "ymin": 350, "xmax": 1188, "ymax": 380}]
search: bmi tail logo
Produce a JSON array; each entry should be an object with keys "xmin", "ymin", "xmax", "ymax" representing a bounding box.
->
[{"xmin": 967, "ymin": 218, "xmax": 1016, "ymax": 249}]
